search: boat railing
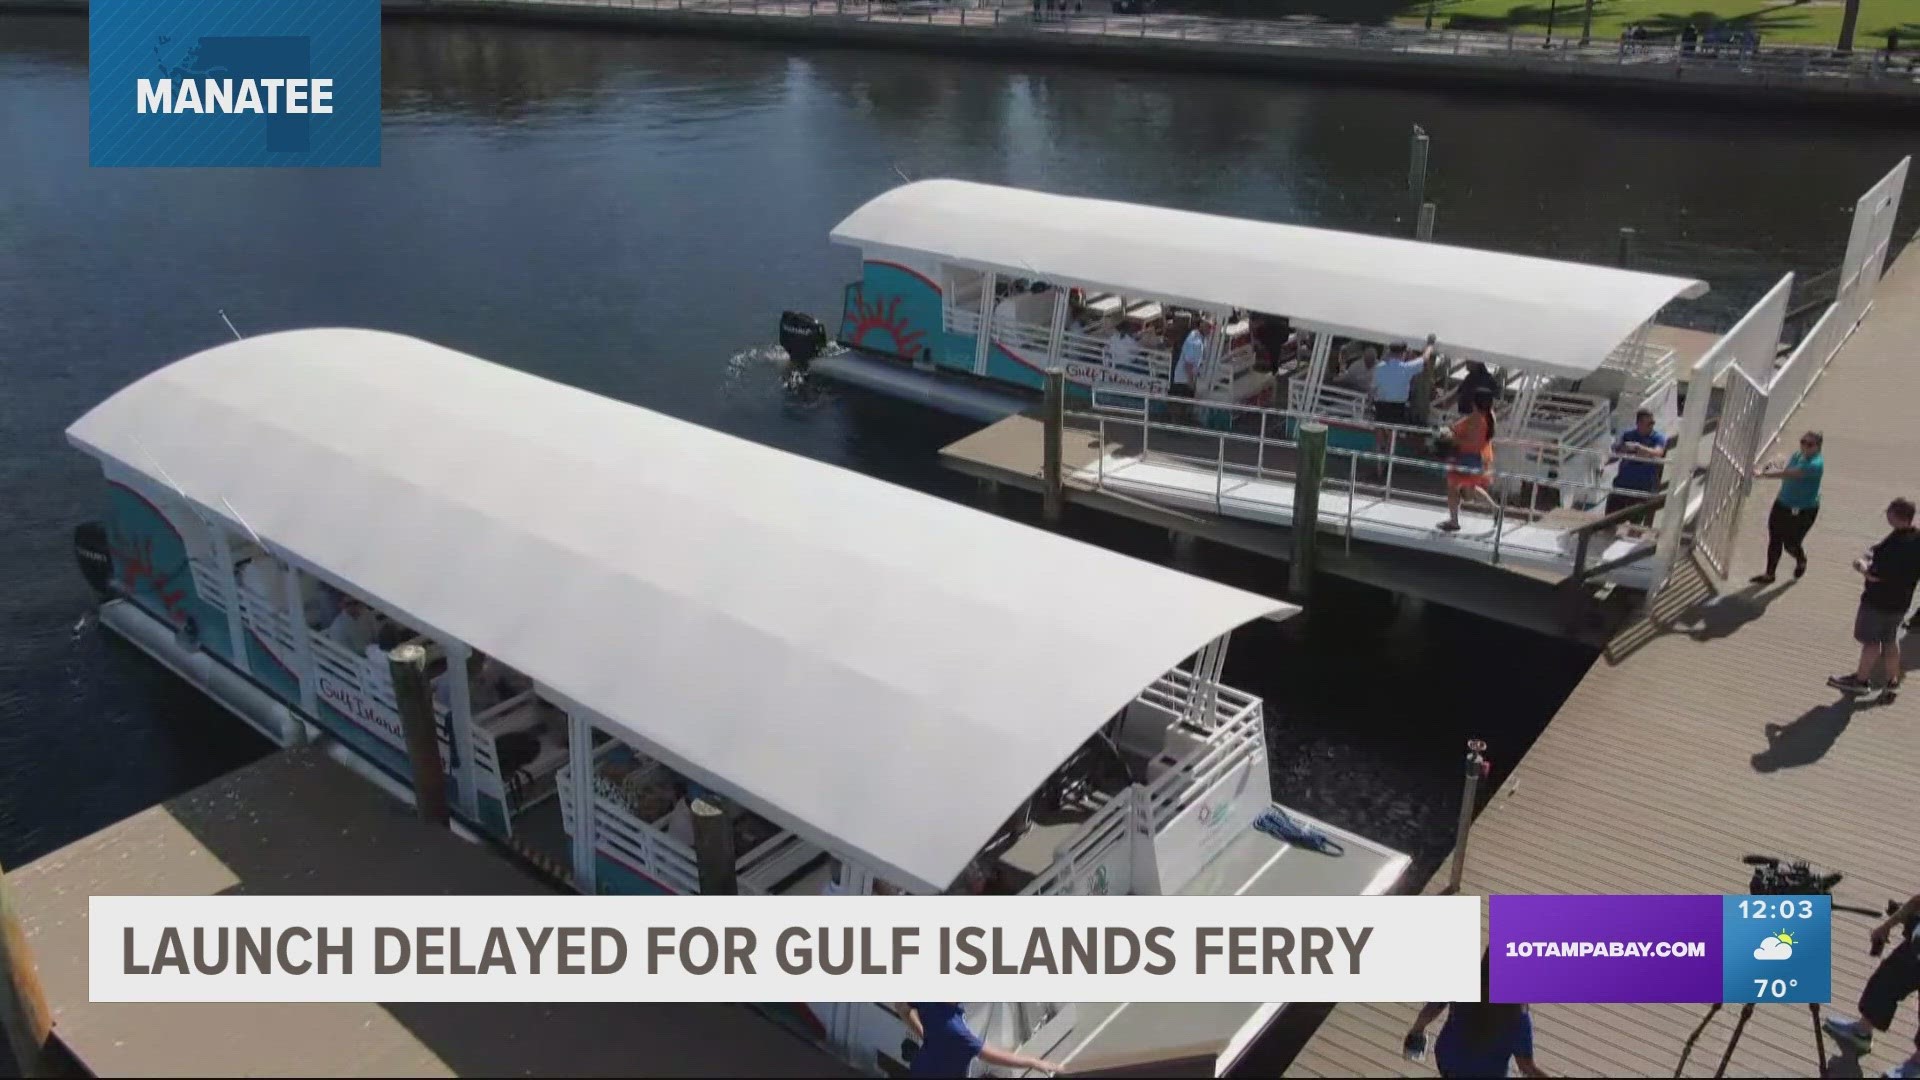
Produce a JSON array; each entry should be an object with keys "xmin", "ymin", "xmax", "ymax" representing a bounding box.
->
[
  {"xmin": 232, "ymin": 580, "xmax": 301, "ymax": 656},
  {"xmin": 1140, "ymin": 702, "xmax": 1264, "ymax": 834},
  {"xmin": 943, "ymin": 304, "xmax": 981, "ymax": 337},
  {"xmin": 1058, "ymin": 326, "xmax": 1173, "ymax": 387},
  {"xmin": 559, "ymin": 747, "xmax": 818, "ymax": 895},
  {"xmin": 1081, "ymin": 387, "xmax": 1682, "ymax": 572},
  {"xmin": 989, "ymin": 312, "xmax": 1055, "ymax": 360},
  {"xmin": 1289, "ymin": 378, "xmax": 1370, "ymax": 422},
  {"xmin": 1019, "ymin": 785, "xmax": 1137, "ymax": 897}
]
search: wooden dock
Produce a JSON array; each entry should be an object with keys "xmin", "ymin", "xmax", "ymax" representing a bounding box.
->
[
  {"xmin": 8, "ymin": 748, "xmax": 854, "ymax": 1078},
  {"xmin": 1286, "ymin": 241, "xmax": 1920, "ymax": 1077}
]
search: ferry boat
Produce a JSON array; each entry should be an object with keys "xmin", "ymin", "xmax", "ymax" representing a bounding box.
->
[
  {"xmin": 790, "ymin": 180, "xmax": 1729, "ymax": 589},
  {"xmin": 66, "ymin": 328, "xmax": 1409, "ymax": 1077}
]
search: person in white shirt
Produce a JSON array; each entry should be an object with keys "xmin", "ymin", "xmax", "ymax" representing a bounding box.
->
[
  {"xmin": 1175, "ymin": 321, "xmax": 1209, "ymax": 396},
  {"xmin": 1106, "ymin": 326, "xmax": 1140, "ymax": 371},
  {"xmin": 325, "ymin": 598, "xmax": 379, "ymax": 654},
  {"xmin": 1368, "ymin": 339, "xmax": 1428, "ymax": 426}
]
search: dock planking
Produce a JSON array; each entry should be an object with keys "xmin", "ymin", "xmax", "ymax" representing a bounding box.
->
[
  {"xmin": 1286, "ymin": 240, "xmax": 1920, "ymax": 1077},
  {"xmin": 9, "ymin": 747, "xmax": 854, "ymax": 1078}
]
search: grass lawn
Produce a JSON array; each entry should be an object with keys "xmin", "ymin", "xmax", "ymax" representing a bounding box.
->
[{"xmin": 1386, "ymin": 0, "xmax": 1920, "ymax": 48}]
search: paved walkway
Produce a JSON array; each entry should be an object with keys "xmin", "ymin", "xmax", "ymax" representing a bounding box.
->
[
  {"xmin": 10, "ymin": 749, "xmax": 853, "ymax": 1078},
  {"xmin": 1288, "ymin": 238, "xmax": 1920, "ymax": 1077}
]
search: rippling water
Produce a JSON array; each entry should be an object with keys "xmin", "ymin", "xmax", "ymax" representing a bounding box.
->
[{"xmin": 1, "ymin": 13, "xmax": 1914, "ymax": 873}]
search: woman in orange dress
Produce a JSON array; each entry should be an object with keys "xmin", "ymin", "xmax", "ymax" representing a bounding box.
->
[{"xmin": 1439, "ymin": 387, "xmax": 1500, "ymax": 532}]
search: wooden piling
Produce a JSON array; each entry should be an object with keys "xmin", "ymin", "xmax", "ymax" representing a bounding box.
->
[
  {"xmin": 0, "ymin": 860, "xmax": 54, "ymax": 1078},
  {"xmin": 1042, "ymin": 367, "xmax": 1066, "ymax": 526},
  {"xmin": 387, "ymin": 643, "xmax": 450, "ymax": 829},
  {"xmin": 690, "ymin": 799, "xmax": 739, "ymax": 896},
  {"xmin": 1289, "ymin": 422, "xmax": 1327, "ymax": 599}
]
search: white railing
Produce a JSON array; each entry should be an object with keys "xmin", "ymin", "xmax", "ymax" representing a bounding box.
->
[
  {"xmin": 989, "ymin": 313, "xmax": 1053, "ymax": 359},
  {"xmin": 1289, "ymin": 377, "xmax": 1368, "ymax": 421},
  {"xmin": 1140, "ymin": 702, "xmax": 1264, "ymax": 833},
  {"xmin": 560, "ymin": 747, "xmax": 818, "ymax": 895},
  {"xmin": 1059, "ymin": 327, "xmax": 1172, "ymax": 388},
  {"xmin": 1019, "ymin": 786, "xmax": 1135, "ymax": 897},
  {"xmin": 1084, "ymin": 387, "xmax": 1684, "ymax": 574},
  {"xmin": 1760, "ymin": 159, "xmax": 1908, "ymax": 459},
  {"xmin": 943, "ymin": 303, "xmax": 981, "ymax": 337}
]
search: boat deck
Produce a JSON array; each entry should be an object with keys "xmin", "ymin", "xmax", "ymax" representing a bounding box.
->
[
  {"xmin": 1286, "ymin": 239, "xmax": 1920, "ymax": 1077},
  {"xmin": 8, "ymin": 748, "xmax": 855, "ymax": 1078},
  {"xmin": 1059, "ymin": 811, "xmax": 1408, "ymax": 1077}
]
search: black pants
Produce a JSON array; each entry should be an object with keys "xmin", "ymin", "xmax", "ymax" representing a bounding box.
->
[
  {"xmin": 1605, "ymin": 490, "xmax": 1657, "ymax": 526},
  {"xmin": 1765, "ymin": 500, "xmax": 1819, "ymax": 575},
  {"xmin": 1860, "ymin": 939, "xmax": 1920, "ymax": 1049}
]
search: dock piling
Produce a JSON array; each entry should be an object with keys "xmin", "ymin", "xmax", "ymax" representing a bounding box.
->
[
  {"xmin": 0, "ymin": 861, "xmax": 54, "ymax": 1078},
  {"xmin": 1042, "ymin": 367, "xmax": 1066, "ymax": 527},
  {"xmin": 387, "ymin": 643, "xmax": 451, "ymax": 829},
  {"xmin": 1616, "ymin": 225, "xmax": 1636, "ymax": 268},
  {"xmin": 1416, "ymin": 201, "xmax": 1437, "ymax": 241},
  {"xmin": 691, "ymin": 799, "xmax": 740, "ymax": 896},
  {"xmin": 1289, "ymin": 422, "xmax": 1327, "ymax": 599},
  {"xmin": 1444, "ymin": 739, "xmax": 1490, "ymax": 895}
]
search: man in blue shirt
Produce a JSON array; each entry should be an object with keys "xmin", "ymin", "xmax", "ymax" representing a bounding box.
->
[
  {"xmin": 1751, "ymin": 430, "xmax": 1824, "ymax": 584},
  {"xmin": 1608, "ymin": 409, "xmax": 1669, "ymax": 526},
  {"xmin": 897, "ymin": 1003, "xmax": 1061, "ymax": 1077}
]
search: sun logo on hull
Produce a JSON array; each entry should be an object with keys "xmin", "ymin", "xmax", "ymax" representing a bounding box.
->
[
  {"xmin": 846, "ymin": 290, "xmax": 927, "ymax": 360},
  {"xmin": 110, "ymin": 527, "xmax": 190, "ymax": 626}
]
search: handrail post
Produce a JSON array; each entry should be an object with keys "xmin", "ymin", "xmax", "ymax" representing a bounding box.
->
[
  {"xmin": 389, "ymin": 642, "xmax": 451, "ymax": 828},
  {"xmin": 1443, "ymin": 740, "xmax": 1489, "ymax": 895},
  {"xmin": 1345, "ymin": 450, "xmax": 1357, "ymax": 552},
  {"xmin": 691, "ymin": 798, "xmax": 739, "ymax": 895},
  {"xmin": 1289, "ymin": 422, "xmax": 1326, "ymax": 600},
  {"xmin": 1384, "ymin": 426, "xmax": 1398, "ymax": 501},
  {"xmin": 1042, "ymin": 367, "xmax": 1066, "ymax": 527},
  {"xmin": 1215, "ymin": 436, "xmax": 1226, "ymax": 512}
]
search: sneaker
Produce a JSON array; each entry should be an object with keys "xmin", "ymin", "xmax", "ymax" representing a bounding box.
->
[
  {"xmin": 1828, "ymin": 674, "xmax": 1872, "ymax": 693},
  {"xmin": 1823, "ymin": 1014, "xmax": 1873, "ymax": 1055},
  {"xmin": 1882, "ymin": 1061, "xmax": 1920, "ymax": 1079},
  {"xmin": 1750, "ymin": 573, "xmax": 1776, "ymax": 585},
  {"xmin": 1881, "ymin": 679, "xmax": 1903, "ymax": 703},
  {"xmin": 1437, "ymin": 520, "xmax": 1461, "ymax": 533}
]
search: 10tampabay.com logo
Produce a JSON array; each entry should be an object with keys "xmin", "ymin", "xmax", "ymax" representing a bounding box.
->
[{"xmin": 90, "ymin": 0, "xmax": 380, "ymax": 167}]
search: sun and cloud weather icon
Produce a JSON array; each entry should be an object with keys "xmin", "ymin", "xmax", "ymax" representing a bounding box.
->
[{"xmin": 1754, "ymin": 931, "xmax": 1796, "ymax": 961}]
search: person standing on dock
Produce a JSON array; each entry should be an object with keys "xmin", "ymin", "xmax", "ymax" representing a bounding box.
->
[
  {"xmin": 1404, "ymin": 952, "xmax": 1549, "ymax": 1078},
  {"xmin": 1823, "ymin": 890, "xmax": 1920, "ymax": 1079},
  {"xmin": 1750, "ymin": 430, "xmax": 1824, "ymax": 584},
  {"xmin": 895, "ymin": 1003, "xmax": 1062, "ymax": 1077},
  {"xmin": 1829, "ymin": 497, "xmax": 1920, "ymax": 700}
]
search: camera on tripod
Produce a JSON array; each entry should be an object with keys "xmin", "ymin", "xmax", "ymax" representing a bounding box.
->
[{"xmin": 1744, "ymin": 854, "xmax": 1843, "ymax": 896}]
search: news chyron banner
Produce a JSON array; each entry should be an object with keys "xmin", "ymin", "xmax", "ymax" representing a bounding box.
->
[
  {"xmin": 91, "ymin": 896, "xmax": 1481, "ymax": 1003},
  {"xmin": 89, "ymin": 0, "xmax": 380, "ymax": 167},
  {"xmin": 1490, "ymin": 895, "xmax": 1832, "ymax": 1004}
]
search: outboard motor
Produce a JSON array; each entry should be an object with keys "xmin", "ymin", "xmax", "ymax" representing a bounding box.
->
[
  {"xmin": 779, "ymin": 311, "xmax": 828, "ymax": 369},
  {"xmin": 73, "ymin": 521, "xmax": 117, "ymax": 601}
]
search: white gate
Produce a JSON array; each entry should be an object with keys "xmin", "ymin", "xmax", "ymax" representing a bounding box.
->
[{"xmin": 1693, "ymin": 367, "xmax": 1769, "ymax": 580}]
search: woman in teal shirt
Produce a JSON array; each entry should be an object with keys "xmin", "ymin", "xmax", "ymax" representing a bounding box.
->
[{"xmin": 1751, "ymin": 430, "xmax": 1825, "ymax": 584}]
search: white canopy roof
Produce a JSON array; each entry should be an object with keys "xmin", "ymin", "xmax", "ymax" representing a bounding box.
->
[
  {"xmin": 68, "ymin": 329, "xmax": 1292, "ymax": 894},
  {"xmin": 831, "ymin": 179, "xmax": 1709, "ymax": 379}
]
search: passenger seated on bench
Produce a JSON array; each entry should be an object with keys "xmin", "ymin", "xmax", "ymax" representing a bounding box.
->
[{"xmin": 1333, "ymin": 346, "xmax": 1378, "ymax": 395}]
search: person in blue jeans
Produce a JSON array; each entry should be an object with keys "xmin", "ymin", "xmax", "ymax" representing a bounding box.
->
[
  {"xmin": 1404, "ymin": 954, "xmax": 1548, "ymax": 1078},
  {"xmin": 1751, "ymin": 430, "xmax": 1825, "ymax": 584},
  {"xmin": 897, "ymin": 1003, "xmax": 1062, "ymax": 1078}
]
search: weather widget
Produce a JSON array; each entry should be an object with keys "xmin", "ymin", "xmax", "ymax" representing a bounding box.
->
[{"xmin": 1489, "ymin": 895, "xmax": 1832, "ymax": 1004}]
